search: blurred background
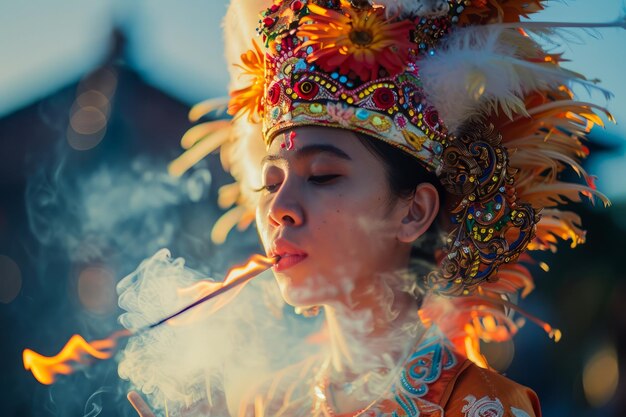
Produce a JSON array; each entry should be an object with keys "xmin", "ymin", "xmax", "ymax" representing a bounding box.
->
[{"xmin": 0, "ymin": 1, "xmax": 625, "ymax": 416}]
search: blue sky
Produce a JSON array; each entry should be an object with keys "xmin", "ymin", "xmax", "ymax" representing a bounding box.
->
[{"xmin": 1, "ymin": 0, "xmax": 625, "ymax": 199}]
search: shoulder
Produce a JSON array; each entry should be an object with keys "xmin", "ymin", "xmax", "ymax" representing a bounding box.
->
[{"xmin": 442, "ymin": 362, "xmax": 542, "ymax": 417}]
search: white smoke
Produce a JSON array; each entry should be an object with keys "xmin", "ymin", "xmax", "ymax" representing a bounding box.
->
[
  {"xmin": 23, "ymin": 153, "xmax": 247, "ymax": 416},
  {"xmin": 111, "ymin": 180, "xmax": 443, "ymax": 417},
  {"xmin": 116, "ymin": 249, "xmax": 321, "ymax": 416},
  {"xmin": 26, "ymin": 157, "xmax": 212, "ymax": 265}
]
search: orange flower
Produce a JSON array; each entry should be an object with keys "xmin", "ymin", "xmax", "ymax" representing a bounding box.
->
[
  {"xmin": 297, "ymin": 4, "xmax": 414, "ymax": 81},
  {"xmin": 228, "ymin": 40, "xmax": 265, "ymax": 121}
]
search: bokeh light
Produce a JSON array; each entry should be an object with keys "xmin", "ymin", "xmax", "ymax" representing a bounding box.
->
[
  {"xmin": 67, "ymin": 123, "xmax": 106, "ymax": 150},
  {"xmin": 0, "ymin": 254, "xmax": 22, "ymax": 304},
  {"xmin": 70, "ymin": 106, "xmax": 107, "ymax": 135},
  {"xmin": 583, "ymin": 345, "xmax": 619, "ymax": 407},
  {"xmin": 77, "ymin": 265, "xmax": 116, "ymax": 315},
  {"xmin": 76, "ymin": 90, "xmax": 111, "ymax": 117},
  {"xmin": 67, "ymin": 67, "xmax": 117, "ymax": 151},
  {"xmin": 480, "ymin": 339, "xmax": 515, "ymax": 373}
]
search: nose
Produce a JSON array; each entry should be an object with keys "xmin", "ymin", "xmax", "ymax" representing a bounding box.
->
[{"xmin": 267, "ymin": 180, "xmax": 304, "ymax": 228}]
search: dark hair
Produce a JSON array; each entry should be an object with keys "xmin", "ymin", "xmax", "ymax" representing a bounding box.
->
[
  {"xmin": 357, "ymin": 134, "xmax": 440, "ymax": 201},
  {"xmin": 355, "ymin": 133, "xmax": 446, "ymax": 269}
]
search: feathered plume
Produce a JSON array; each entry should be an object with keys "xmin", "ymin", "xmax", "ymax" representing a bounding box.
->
[
  {"xmin": 419, "ymin": 12, "xmax": 623, "ymax": 363},
  {"xmin": 374, "ymin": 0, "xmax": 450, "ymax": 18},
  {"xmin": 419, "ymin": 24, "xmax": 612, "ymax": 133},
  {"xmin": 169, "ymin": 0, "xmax": 271, "ymax": 243}
]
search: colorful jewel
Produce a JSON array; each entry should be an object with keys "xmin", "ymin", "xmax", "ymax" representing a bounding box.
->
[{"xmin": 372, "ymin": 87, "xmax": 395, "ymax": 110}]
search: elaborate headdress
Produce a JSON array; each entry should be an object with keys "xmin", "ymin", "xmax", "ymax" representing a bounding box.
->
[{"xmin": 170, "ymin": 0, "xmax": 622, "ymax": 365}]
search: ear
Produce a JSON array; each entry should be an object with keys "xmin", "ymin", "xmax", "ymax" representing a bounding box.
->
[{"xmin": 396, "ymin": 183, "xmax": 440, "ymax": 243}]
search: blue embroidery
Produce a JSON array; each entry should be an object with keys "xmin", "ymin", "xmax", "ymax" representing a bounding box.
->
[
  {"xmin": 396, "ymin": 331, "xmax": 458, "ymax": 398},
  {"xmin": 511, "ymin": 406, "xmax": 532, "ymax": 417},
  {"xmin": 395, "ymin": 393, "xmax": 420, "ymax": 417}
]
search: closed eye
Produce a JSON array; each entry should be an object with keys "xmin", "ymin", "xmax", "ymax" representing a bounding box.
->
[
  {"xmin": 309, "ymin": 175, "xmax": 341, "ymax": 184},
  {"xmin": 253, "ymin": 183, "xmax": 281, "ymax": 193},
  {"xmin": 253, "ymin": 175, "xmax": 341, "ymax": 193}
]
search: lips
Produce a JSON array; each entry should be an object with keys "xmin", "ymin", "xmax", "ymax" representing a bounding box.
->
[{"xmin": 270, "ymin": 238, "xmax": 308, "ymax": 272}]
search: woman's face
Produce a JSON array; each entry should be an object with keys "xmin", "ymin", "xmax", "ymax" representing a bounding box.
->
[{"xmin": 255, "ymin": 127, "xmax": 420, "ymax": 308}]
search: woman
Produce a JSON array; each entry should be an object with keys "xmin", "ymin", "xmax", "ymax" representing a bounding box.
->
[
  {"xmin": 124, "ymin": 0, "xmax": 616, "ymax": 415},
  {"xmin": 242, "ymin": 125, "xmax": 541, "ymax": 416},
  {"xmin": 128, "ymin": 125, "xmax": 541, "ymax": 416}
]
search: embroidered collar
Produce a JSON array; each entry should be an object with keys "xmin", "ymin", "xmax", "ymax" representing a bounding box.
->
[{"xmin": 312, "ymin": 326, "xmax": 465, "ymax": 417}]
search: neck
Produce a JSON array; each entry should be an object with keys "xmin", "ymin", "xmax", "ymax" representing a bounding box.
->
[{"xmin": 322, "ymin": 271, "xmax": 424, "ymax": 379}]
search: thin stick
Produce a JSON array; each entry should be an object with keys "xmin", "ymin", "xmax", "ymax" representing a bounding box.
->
[{"xmin": 146, "ymin": 262, "xmax": 274, "ymax": 330}]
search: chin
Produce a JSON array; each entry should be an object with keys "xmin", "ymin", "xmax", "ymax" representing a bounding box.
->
[{"xmin": 273, "ymin": 272, "xmax": 339, "ymax": 307}]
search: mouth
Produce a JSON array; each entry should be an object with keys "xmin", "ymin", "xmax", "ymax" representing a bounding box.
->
[
  {"xmin": 270, "ymin": 238, "xmax": 308, "ymax": 272},
  {"xmin": 272, "ymin": 253, "xmax": 308, "ymax": 272}
]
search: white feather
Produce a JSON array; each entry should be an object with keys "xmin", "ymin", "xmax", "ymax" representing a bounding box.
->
[
  {"xmin": 222, "ymin": 0, "xmax": 272, "ymax": 205},
  {"xmin": 173, "ymin": 0, "xmax": 270, "ymax": 243},
  {"xmin": 418, "ymin": 24, "xmax": 612, "ymax": 133},
  {"xmin": 224, "ymin": 0, "xmax": 271, "ymax": 91},
  {"xmin": 374, "ymin": 0, "xmax": 450, "ymax": 18}
]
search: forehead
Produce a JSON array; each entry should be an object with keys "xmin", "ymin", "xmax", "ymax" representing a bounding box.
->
[
  {"xmin": 266, "ymin": 126, "xmax": 361, "ymax": 156},
  {"xmin": 263, "ymin": 127, "xmax": 365, "ymax": 168}
]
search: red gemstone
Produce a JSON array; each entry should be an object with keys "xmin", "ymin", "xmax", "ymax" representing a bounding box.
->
[
  {"xmin": 267, "ymin": 83, "xmax": 282, "ymax": 105},
  {"xmin": 291, "ymin": 1, "xmax": 303, "ymax": 11},
  {"xmin": 270, "ymin": 4, "xmax": 280, "ymax": 12},
  {"xmin": 372, "ymin": 87, "xmax": 395, "ymax": 110},
  {"xmin": 263, "ymin": 17, "xmax": 276, "ymax": 27},
  {"xmin": 425, "ymin": 109, "xmax": 439, "ymax": 127},
  {"xmin": 294, "ymin": 80, "xmax": 319, "ymax": 100}
]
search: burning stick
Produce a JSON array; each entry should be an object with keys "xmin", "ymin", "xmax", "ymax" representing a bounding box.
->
[
  {"xmin": 148, "ymin": 254, "xmax": 278, "ymax": 329},
  {"xmin": 23, "ymin": 254, "xmax": 279, "ymax": 385}
]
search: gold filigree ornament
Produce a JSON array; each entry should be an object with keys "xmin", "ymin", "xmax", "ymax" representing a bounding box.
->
[{"xmin": 426, "ymin": 121, "xmax": 539, "ymax": 296}]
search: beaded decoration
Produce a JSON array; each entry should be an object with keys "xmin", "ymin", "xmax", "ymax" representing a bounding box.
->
[{"xmin": 253, "ymin": 0, "xmax": 463, "ymax": 163}]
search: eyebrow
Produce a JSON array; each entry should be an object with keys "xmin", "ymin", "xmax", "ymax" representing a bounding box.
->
[{"xmin": 261, "ymin": 144, "xmax": 352, "ymax": 165}]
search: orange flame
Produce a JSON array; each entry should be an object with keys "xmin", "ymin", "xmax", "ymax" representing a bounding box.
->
[
  {"xmin": 23, "ymin": 330, "xmax": 130, "ymax": 385},
  {"xmin": 223, "ymin": 254, "xmax": 277, "ymax": 285},
  {"xmin": 22, "ymin": 254, "xmax": 278, "ymax": 385},
  {"xmin": 169, "ymin": 254, "xmax": 277, "ymax": 326}
]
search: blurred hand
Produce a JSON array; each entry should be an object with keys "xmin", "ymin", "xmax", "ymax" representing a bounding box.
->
[
  {"xmin": 127, "ymin": 391, "xmax": 156, "ymax": 417},
  {"xmin": 127, "ymin": 390, "xmax": 214, "ymax": 417}
]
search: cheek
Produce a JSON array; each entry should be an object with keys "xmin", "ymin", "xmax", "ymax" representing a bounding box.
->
[
  {"xmin": 325, "ymin": 190, "xmax": 391, "ymax": 238},
  {"xmin": 312, "ymin": 204, "xmax": 386, "ymax": 264},
  {"xmin": 255, "ymin": 203, "xmax": 271, "ymax": 250},
  {"xmin": 315, "ymin": 193, "xmax": 398, "ymax": 271}
]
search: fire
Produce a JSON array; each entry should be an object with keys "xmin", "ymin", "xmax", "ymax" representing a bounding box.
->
[
  {"xmin": 22, "ymin": 254, "xmax": 278, "ymax": 385},
  {"xmin": 165, "ymin": 254, "xmax": 278, "ymax": 326},
  {"xmin": 23, "ymin": 330, "xmax": 130, "ymax": 385},
  {"xmin": 226, "ymin": 254, "xmax": 277, "ymax": 282}
]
